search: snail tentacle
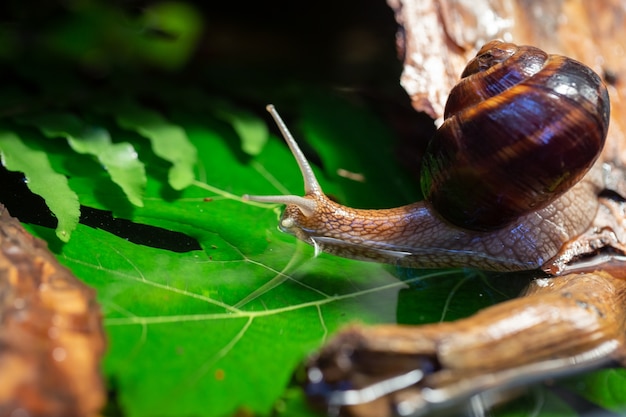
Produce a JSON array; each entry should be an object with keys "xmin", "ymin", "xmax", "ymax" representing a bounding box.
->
[
  {"xmin": 243, "ymin": 193, "xmax": 317, "ymax": 218},
  {"xmin": 243, "ymin": 105, "xmax": 322, "ymax": 217}
]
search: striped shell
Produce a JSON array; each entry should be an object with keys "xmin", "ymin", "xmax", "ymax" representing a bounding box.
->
[{"xmin": 420, "ymin": 40, "xmax": 610, "ymax": 231}]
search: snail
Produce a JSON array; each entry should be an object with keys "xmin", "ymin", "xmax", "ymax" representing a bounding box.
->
[{"xmin": 244, "ymin": 41, "xmax": 610, "ymax": 273}]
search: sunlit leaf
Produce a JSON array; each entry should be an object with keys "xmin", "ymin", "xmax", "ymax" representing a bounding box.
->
[
  {"xmin": 18, "ymin": 112, "xmax": 146, "ymax": 207},
  {"xmin": 110, "ymin": 102, "xmax": 197, "ymax": 190},
  {"xmin": 0, "ymin": 131, "xmax": 79, "ymax": 241}
]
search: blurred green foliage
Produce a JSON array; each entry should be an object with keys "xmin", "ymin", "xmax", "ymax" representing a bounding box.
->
[{"xmin": 0, "ymin": 0, "xmax": 203, "ymax": 70}]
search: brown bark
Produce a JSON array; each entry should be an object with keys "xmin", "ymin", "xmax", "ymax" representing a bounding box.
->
[
  {"xmin": 307, "ymin": 272, "xmax": 626, "ymax": 416},
  {"xmin": 0, "ymin": 205, "xmax": 105, "ymax": 417}
]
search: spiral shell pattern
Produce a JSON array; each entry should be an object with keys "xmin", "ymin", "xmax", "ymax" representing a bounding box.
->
[{"xmin": 420, "ymin": 40, "xmax": 610, "ymax": 231}]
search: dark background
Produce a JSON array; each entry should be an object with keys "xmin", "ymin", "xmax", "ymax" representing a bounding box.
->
[{"xmin": 0, "ymin": 0, "xmax": 434, "ymax": 224}]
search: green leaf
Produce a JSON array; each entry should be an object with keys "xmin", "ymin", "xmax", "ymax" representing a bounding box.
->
[
  {"xmin": 212, "ymin": 106, "xmax": 269, "ymax": 156},
  {"xmin": 41, "ymin": 2, "xmax": 202, "ymax": 71},
  {"xmin": 491, "ymin": 387, "xmax": 577, "ymax": 417},
  {"xmin": 300, "ymin": 93, "xmax": 420, "ymax": 208},
  {"xmin": 563, "ymin": 368, "xmax": 626, "ymax": 412},
  {"xmin": 0, "ymin": 131, "xmax": 79, "ymax": 241},
  {"xmin": 17, "ymin": 112, "xmax": 146, "ymax": 207},
  {"xmin": 33, "ymin": 220, "xmax": 452, "ymax": 417},
  {"xmin": 110, "ymin": 102, "xmax": 197, "ymax": 190}
]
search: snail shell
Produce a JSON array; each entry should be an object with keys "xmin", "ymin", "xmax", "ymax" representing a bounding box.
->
[
  {"xmin": 244, "ymin": 41, "xmax": 609, "ymax": 273},
  {"xmin": 421, "ymin": 40, "xmax": 610, "ymax": 231}
]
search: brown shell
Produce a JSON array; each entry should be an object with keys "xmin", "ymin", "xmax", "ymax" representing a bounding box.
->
[{"xmin": 420, "ymin": 40, "xmax": 610, "ymax": 231}]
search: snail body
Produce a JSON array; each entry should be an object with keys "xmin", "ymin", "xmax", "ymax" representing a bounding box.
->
[{"xmin": 244, "ymin": 41, "xmax": 610, "ymax": 273}]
